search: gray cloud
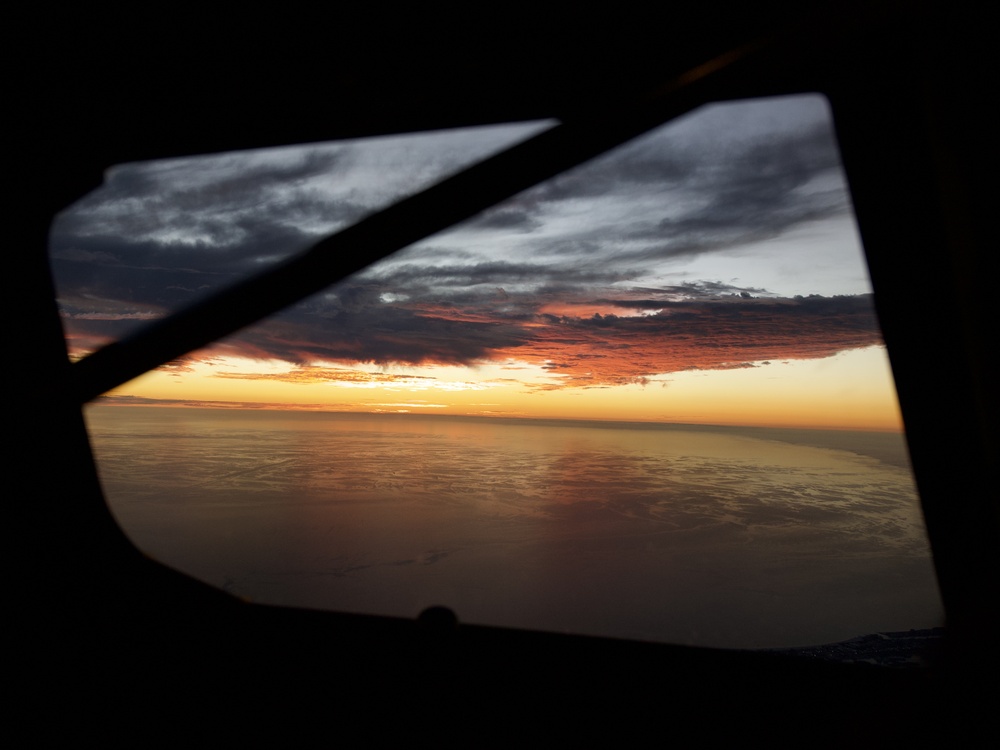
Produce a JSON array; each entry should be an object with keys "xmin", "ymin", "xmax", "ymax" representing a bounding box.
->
[
  {"xmin": 198, "ymin": 266, "xmax": 881, "ymax": 390},
  {"xmin": 51, "ymin": 122, "xmax": 549, "ymax": 326},
  {"xmin": 52, "ymin": 95, "xmax": 875, "ymax": 380},
  {"xmin": 501, "ymin": 118, "xmax": 846, "ymax": 265}
]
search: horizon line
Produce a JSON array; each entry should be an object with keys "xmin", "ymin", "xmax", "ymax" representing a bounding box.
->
[{"xmin": 87, "ymin": 395, "xmax": 905, "ymax": 434}]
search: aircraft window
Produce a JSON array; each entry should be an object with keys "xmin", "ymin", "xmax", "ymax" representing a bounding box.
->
[{"xmin": 58, "ymin": 93, "xmax": 944, "ymax": 650}]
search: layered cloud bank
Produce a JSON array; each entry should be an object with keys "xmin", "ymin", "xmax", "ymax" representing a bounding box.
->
[
  {"xmin": 213, "ymin": 281, "xmax": 880, "ymax": 389},
  {"xmin": 52, "ymin": 94, "xmax": 884, "ymax": 393}
]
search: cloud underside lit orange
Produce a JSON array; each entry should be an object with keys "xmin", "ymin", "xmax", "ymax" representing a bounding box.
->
[
  {"xmin": 505, "ymin": 307, "xmax": 880, "ymax": 388},
  {"xmin": 208, "ymin": 295, "xmax": 883, "ymax": 389},
  {"xmin": 212, "ymin": 367, "xmax": 437, "ymax": 386}
]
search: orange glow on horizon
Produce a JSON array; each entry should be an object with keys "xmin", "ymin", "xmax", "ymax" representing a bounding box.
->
[{"xmin": 96, "ymin": 345, "xmax": 905, "ymax": 433}]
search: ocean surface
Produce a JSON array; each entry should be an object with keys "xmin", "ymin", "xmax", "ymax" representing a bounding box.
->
[{"xmin": 84, "ymin": 406, "xmax": 943, "ymax": 649}]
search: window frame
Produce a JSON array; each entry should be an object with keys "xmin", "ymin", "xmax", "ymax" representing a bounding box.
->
[{"xmin": 18, "ymin": 7, "xmax": 996, "ymax": 741}]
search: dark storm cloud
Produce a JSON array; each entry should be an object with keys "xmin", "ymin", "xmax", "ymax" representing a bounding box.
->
[
  {"xmin": 56, "ymin": 147, "xmax": 357, "ymax": 244},
  {"xmin": 612, "ymin": 111, "xmax": 838, "ymax": 199},
  {"xmin": 202, "ymin": 257, "xmax": 881, "ymax": 388},
  {"xmin": 52, "ymin": 101, "xmax": 841, "ymax": 308},
  {"xmin": 524, "ymin": 119, "xmax": 846, "ymax": 263},
  {"xmin": 231, "ymin": 300, "xmax": 532, "ymax": 367},
  {"xmin": 85, "ymin": 146, "xmax": 345, "ymax": 206},
  {"xmin": 48, "ymin": 137, "xmax": 463, "ymax": 331},
  {"xmin": 386, "ymin": 106, "xmax": 849, "ymax": 287},
  {"xmin": 49, "ymin": 148, "xmax": 378, "ymax": 345},
  {"xmin": 52, "ymin": 227, "xmax": 312, "ymax": 345}
]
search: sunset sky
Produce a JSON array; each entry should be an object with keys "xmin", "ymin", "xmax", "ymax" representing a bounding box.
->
[{"xmin": 51, "ymin": 94, "xmax": 903, "ymax": 431}]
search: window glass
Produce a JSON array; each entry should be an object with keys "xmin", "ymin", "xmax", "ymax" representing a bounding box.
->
[{"xmin": 68, "ymin": 95, "xmax": 944, "ymax": 651}]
